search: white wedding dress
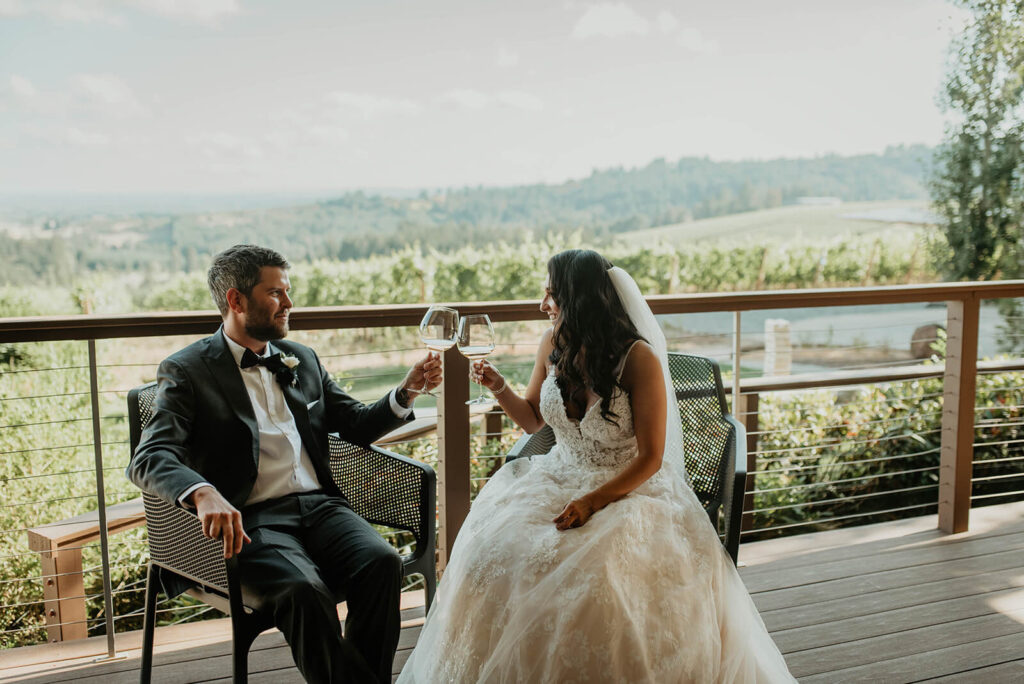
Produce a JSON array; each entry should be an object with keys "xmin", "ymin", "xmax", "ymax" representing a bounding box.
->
[{"xmin": 398, "ymin": 355, "xmax": 796, "ymax": 683}]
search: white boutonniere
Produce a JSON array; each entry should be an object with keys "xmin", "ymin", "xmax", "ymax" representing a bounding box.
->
[{"xmin": 269, "ymin": 353, "xmax": 300, "ymax": 387}]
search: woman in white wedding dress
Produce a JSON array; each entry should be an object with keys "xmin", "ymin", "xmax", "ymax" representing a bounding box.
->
[{"xmin": 398, "ymin": 250, "xmax": 795, "ymax": 683}]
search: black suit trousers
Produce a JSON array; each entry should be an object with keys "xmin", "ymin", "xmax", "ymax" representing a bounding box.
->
[{"xmin": 238, "ymin": 492, "xmax": 403, "ymax": 684}]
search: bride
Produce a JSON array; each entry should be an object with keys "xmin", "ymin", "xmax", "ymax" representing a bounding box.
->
[{"xmin": 398, "ymin": 249, "xmax": 795, "ymax": 683}]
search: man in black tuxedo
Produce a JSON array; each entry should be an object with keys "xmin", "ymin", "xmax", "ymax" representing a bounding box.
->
[{"xmin": 127, "ymin": 244, "xmax": 442, "ymax": 683}]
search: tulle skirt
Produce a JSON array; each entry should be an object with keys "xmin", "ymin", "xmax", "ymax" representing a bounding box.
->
[{"xmin": 398, "ymin": 446, "xmax": 796, "ymax": 683}]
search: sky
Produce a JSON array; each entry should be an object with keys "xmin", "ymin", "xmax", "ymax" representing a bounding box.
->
[{"xmin": 0, "ymin": 0, "xmax": 968, "ymax": 196}]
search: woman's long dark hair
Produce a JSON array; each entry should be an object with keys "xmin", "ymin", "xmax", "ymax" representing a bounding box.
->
[{"xmin": 547, "ymin": 249, "xmax": 644, "ymax": 425}]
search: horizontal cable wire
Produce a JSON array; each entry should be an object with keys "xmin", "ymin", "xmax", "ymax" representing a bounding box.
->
[
  {"xmin": 973, "ymin": 419, "xmax": 1024, "ymax": 429},
  {"xmin": 751, "ymin": 465, "xmax": 942, "ymax": 495},
  {"xmin": 972, "ymin": 438, "xmax": 1024, "ymax": 449},
  {"xmin": 748, "ymin": 483, "xmax": 938, "ymax": 514},
  {"xmin": 319, "ymin": 346, "xmax": 425, "ymax": 359},
  {"xmin": 831, "ymin": 359, "xmax": 936, "ymax": 371},
  {"xmin": 0, "ymin": 365, "xmax": 90, "ymax": 376},
  {"xmin": 735, "ymin": 391, "xmax": 946, "ymax": 417},
  {"xmin": 741, "ymin": 501, "xmax": 937, "ymax": 535},
  {"xmin": 0, "ymin": 442, "xmax": 92, "ymax": 457},
  {"xmin": 753, "ymin": 429, "xmax": 941, "ymax": 456},
  {"xmin": 2, "ymin": 493, "xmax": 99, "ymax": 510},
  {"xmin": 975, "ymin": 403, "xmax": 1024, "ymax": 412},
  {"xmin": 976, "ymin": 384, "xmax": 1024, "ymax": 394},
  {"xmin": 973, "ymin": 472, "xmax": 1024, "ymax": 483},
  {"xmin": 971, "ymin": 489, "xmax": 1024, "ymax": 500},
  {"xmin": 761, "ymin": 445, "xmax": 941, "ymax": 464},
  {"xmin": 0, "ymin": 391, "xmax": 92, "ymax": 402},
  {"xmin": 748, "ymin": 411, "xmax": 944, "ymax": 436},
  {"xmin": 0, "ymin": 417, "xmax": 91, "ymax": 430},
  {"xmin": 0, "ymin": 465, "xmax": 125, "ymax": 483},
  {"xmin": 756, "ymin": 458, "xmax": 939, "ymax": 477},
  {"xmin": 973, "ymin": 455, "xmax": 1024, "ymax": 466}
]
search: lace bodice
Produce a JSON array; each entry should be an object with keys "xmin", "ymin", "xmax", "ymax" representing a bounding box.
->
[{"xmin": 539, "ymin": 367, "xmax": 638, "ymax": 468}]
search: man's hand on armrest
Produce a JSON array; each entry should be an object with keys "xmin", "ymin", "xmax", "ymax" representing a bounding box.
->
[{"xmin": 189, "ymin": 486, "xmax": 251, "ymax": 559}]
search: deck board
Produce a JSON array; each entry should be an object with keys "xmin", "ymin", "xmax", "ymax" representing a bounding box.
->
[
  {"xmin": 1, "ymin": 500, "xmax": 1022, "ymax": 683},
  {"xmin": 922, "ymin": 658, "xmax": 1024, "ymax": 683},
  {"xmin": 800, "ymin": 632, "xmax": 1024, "ymax": 683},
  {"xmin": 760, "ymin": 564, "xmax": 1024, "ymax": 631}
]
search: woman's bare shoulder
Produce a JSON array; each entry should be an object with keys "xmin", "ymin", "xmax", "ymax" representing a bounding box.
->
[
  {"xmin": 538, "ymin": 327, "xmax": 555, "ymax": 353},
  {"xmin": 620, "ymin": 340, "xmax": 661, "ymax": 387}
]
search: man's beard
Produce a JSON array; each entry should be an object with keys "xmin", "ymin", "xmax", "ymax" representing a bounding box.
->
[{"xmin": 245, "ymin": 304, "xmax": 288, "ymax": 341}]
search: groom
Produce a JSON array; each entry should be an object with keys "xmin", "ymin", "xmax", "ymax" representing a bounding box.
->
[{"xmin": 127, "ymin": 244, "xmax": 442, "ymax": 683}]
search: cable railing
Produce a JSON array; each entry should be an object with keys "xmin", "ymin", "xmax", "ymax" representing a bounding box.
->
[{"xmin": 1, "ymin": 281, "xmax": 1023, "ymax": 658}]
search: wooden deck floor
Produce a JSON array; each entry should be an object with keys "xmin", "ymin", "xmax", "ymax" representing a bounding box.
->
[{"xmin": 2, "ymin": 500, "xmax": 1022, "ymax": 683}]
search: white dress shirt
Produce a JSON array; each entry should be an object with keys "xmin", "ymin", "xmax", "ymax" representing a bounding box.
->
[{"xmin": 178, "ymin": 332, "xmax": 412, "ymax": 507}]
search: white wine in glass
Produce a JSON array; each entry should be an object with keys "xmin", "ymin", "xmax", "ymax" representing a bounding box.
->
[
  {"xmin": 457, "ymin": 313, "xmax": 496, "ymax": 405},
  {"xmin": 414, "ymin": 305, "xmax": 459, "ymax": 396}
]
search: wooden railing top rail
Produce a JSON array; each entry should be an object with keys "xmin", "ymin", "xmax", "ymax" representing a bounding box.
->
[{"xmin": 2, "ymin": 280, "xmax": 1024, "ymax": 343}]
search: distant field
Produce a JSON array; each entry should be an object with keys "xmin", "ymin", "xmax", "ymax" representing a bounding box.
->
[{"xmin": 624, "ymin": 200, "xmax": 932, "ymax": 246}]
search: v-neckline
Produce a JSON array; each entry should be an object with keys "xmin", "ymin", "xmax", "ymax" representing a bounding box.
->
[
  {"xmin": 547, "ymin": 366, "xmax": 600, "ymax": 424},
  {"xmin": 566, "ymin": 396, "xmax": 601, "ymax": 425}
]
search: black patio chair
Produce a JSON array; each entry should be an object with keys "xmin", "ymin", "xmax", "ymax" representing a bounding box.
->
[
  {"xmin": 128, "ymin": 381, "xmax": 436, "ymax": 684},
  {"xmin": 505, "ymin": 352, "xmax": 746, "ymax": 564}
]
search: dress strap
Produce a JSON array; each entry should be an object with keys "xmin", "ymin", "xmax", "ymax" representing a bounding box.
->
[{"xmin": 615, "ymin": 340, "xmax": 643, "ymax": 381}]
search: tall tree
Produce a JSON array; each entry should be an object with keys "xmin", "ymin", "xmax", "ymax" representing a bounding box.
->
[{"xmin": 931, "ymin": 0, "xmax": 1024, "ymax": 282}]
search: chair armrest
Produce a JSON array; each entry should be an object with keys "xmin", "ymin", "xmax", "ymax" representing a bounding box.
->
[
  {"xmin": 327, "ymin": 440, "xmax": 436, "ymax": 561},
  {"xmin": 721, "ymin": 414, "xmax": 747, "ymax": 566},
  {"xmin": 142, "ymin": 492, "xmax": 230, "ymax": 591},
  {"xmin": 506, "ymin": 425, "xmax": 556, "ymax": 463}
]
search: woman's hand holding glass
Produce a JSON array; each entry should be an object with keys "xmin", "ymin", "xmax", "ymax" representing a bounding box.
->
[
  {"xmin": 457, "ymin": 313, "xmax": 496, "ymax": 405},
  {"xmin": 469, "ymin": 358, "xmax": 507, "ymax": 395}
]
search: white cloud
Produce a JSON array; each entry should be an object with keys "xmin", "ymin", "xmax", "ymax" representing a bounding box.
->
[
  {"xmin": 306, "ymin": 125, "xmax": 350, "ymax": 145},
  {"xmin": 21, "ymin": 123, "xmax": 112, "ymax": 146},
  {"xmin": 135, "ymin": 0, "xmax": 240, "ymax": 25},
  {"xmin": 0, "ymin": 0, "xmax": 125, "ymax": 24},
  {"xmin": 655, "ymin": 10, "xmax": 678, "ymax": 34},
  {"xmin": 570, "ymin": 4, "xmax": 719, "ymax": 54},
  {"xmin": 497, "ymin": 45, "xmax": 520, "ymax": 68},
  {"xmin": 677, "ymin": 26, "xmax": 719, "ymax": 55},
  {"xmin": 439, "ymin": 89, "xmax": 544, "ymax": 112},
  {"xmin": 327, "ymin": 91, "xmax": 421, "ymax": 118},
  {"xmin": 440, "ymin": 89, "xmax": 491, "ymax": 109},
  {"xmin": 186, "ymin": 131, "xmax": 264, "ymax": 160},
  {"xmin": 64, "ymin": 126, "xmax": 110, "ymax": 146},
  {"xmin": 72, "ymin": 73, "xmax": 146, "ymax": 116},
  {"xmin": 571, "ymin": 2, "xmax": 649, "ymax": 40},
  {"xmin": 0, "ymin": 0, "xmax": 239, "ymax": 25},
  {"xmin": 9, "ymin": 74, "xmax": 37, "ymax": 100},
  {"xmin": 496, "ymin": 90, "xmax": 544, "ymax": 112}
]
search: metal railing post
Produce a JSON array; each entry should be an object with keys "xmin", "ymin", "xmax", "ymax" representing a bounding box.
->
[
  {"xmin": 436, "ymin": 346, "xmax": 471, "ymax": 572},
  {"xmin": 939, "ymin": 296, "xmax": 980, "ymax": 533},
  {"xmin": 732, "ymin": 311, "xmax": 742, "ymax": 412},
  {"xmin": 739, "ymin": 392, "xmax": 759, "ymax": 532},
  {"xmin": 87, "ymin": 340, "xmax": 121, "ymax": 661}
]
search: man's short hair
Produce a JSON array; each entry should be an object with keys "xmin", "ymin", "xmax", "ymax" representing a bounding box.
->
[{"xmin": 207, "ymin": 245, "xmax": 290, "ymax": 316}]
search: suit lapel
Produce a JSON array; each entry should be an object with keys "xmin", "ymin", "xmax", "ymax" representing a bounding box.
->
[
  {"xmin": 275, "ymin": 347, "xmax": 323, "ymax": 459},
  {"xmin": 201, "ymin": 328, "xmax": 259, "ymax": 465}
]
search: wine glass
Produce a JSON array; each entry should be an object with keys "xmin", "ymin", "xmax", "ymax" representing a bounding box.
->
[
  {"xmin": 412, "ymin": 305, "xmax": 459, "ymax": 396},
  {"xmin": 457, "ymin": 314, "xmax": 496, "ymax": 405}
]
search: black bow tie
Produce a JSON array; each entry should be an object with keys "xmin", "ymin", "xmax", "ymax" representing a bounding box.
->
[{"xmin": 240, "ymin": 348, "xmax": 283, "ymax": 371}]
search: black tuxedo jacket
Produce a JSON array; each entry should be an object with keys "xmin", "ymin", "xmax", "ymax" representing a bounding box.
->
[{"xmin": 127, "ymin": 328, "xmax": 411, "ymax": 510}]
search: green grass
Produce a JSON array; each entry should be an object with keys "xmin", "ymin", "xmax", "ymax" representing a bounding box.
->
[{"xmin": 625, "ymin": 200, "xmax": 930, "ymax": 246}]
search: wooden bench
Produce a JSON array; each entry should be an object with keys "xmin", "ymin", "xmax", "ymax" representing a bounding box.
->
[{"xmin": 27, "ymin": 498, "xmax": 146, "ymax": 642}]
